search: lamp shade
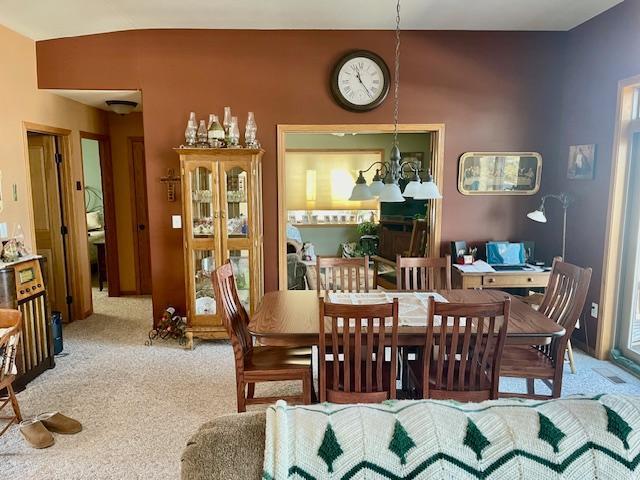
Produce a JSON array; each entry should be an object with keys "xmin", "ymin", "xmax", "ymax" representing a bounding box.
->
[
  {"xmin": 379, "ymin": 183, "xmax": 405, "ymax": 203},
  {"xmin": 527, "ymin": 209, "xmax": 547, "ymax": 223},
  {"xmin": 402, "ymin": 180, "xmax": 422, "ymax": 198},
  {"xmin": 349, "ymin": 183, "xmax": 374, "ymax": 201},
  {"xmin": 413, "ymin": 180, "xmax": 442, "ymax": 200},
  {"xmin": 368, "ymin": 180, "xmax": 384, "ymax": 197}
]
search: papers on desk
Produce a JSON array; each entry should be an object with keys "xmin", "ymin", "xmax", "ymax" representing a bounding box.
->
[
  {"xmin": 453, "ymin": 260, "xmax": 544, "ymax": 273},
  {"xmin": 454, "ymin": 260, "xmax": 495, "ymax": 273}
]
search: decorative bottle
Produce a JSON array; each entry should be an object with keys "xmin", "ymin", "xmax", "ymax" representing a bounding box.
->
[
  {"xmin": 196, "ymin": 120, "xmax": 208, "ymax": 147},
  {"xmin": 229, "ymin": 116, "xmax": 240, "ymax": 147},
  {"xmin": 184, "ymin": 112, "xmax": 197, "ymax": 146},
  {"xmin": 223, "ymin": 106, "xmax": 232, "ymax": 143},
  {"xmin": 245, "ymin": 111, "xmax": 258, "ymax": 148},
  {"xmin": 211, "ymin": 115, "xmax": 225, "ymax": 147}
]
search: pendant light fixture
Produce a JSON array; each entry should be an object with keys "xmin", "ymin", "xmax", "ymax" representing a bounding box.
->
[{"xmin": 348, "ymin": 0, "xmax": 442, "ymax": 203}]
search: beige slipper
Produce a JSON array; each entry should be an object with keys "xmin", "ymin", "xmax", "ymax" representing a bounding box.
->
[
  {"xmin": 37, "ymin": 412, "xmax": 82, "ymax": 434},
  {"xmin": 20, "ymin": 419, "xmax": 55, "ymax": 449}
]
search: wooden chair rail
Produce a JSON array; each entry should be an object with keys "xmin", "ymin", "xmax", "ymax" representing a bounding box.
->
[
  {"xmin": 316, "ymin": 256, "xmax": 370, "ymax": 293},
  {"xmin": 396, "ymin": 255, "xmax": 452, "ymax": 291}
]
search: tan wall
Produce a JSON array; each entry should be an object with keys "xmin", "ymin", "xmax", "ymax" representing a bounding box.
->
[
  {"xmin": 0, "ymin": 24, "xmax": 107, "ymax": 318},
  {"xmin": 107, "ymin": 111, "xmax": 144, "ymax": 293}
]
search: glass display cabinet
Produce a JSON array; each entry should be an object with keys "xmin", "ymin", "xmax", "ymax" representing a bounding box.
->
[{"xmin": 176, "ymin": 148, "xmax": 264, "ymax": 348}]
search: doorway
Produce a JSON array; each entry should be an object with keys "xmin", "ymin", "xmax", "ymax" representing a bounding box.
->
[
  {"xmin": 80, "ymin": 133, "xmax": 120, "ymax": 299},
  {"xmin": 26, "ymin": 130, "xmax": 73, "ymax": 322},
  {"xmin": 276, "ymin": 124, "xmax": 444, "ymax": 290}
]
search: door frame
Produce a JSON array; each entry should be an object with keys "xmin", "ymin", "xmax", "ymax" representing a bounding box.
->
[
  {"xmin": 80, "ymin": 131, "xmax": 121, "ymax": 297},
  {"xmin": 22, "ymin": 122, "xmax": 90, "ymax": 320},
  {"xmin": 276, "ymin": 123, "xmax": 445, "ymax": 290},
  {"xmin": 128, "ymin": 136, "xmax": 151, "ymax": 295},
  {"xmin": 597, "ymin": 74, "xmax": 640, "ymax": 359}
]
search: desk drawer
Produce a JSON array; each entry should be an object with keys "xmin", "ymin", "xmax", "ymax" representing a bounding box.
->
[{"xmin": 483, "ymin": 274, "xmax": 547, "ymax": 288}]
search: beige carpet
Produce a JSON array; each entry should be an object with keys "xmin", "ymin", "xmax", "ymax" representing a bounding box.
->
[{"xmin": 0, "ymin": 289, "xmax": 297, "ymax": 479}]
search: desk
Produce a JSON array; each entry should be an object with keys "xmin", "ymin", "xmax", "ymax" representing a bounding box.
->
[
  {"xmin": 452, "ymin": 267, "xmax": 550, "ymax": 290},
  {"xmin": 249, "ymin": 290, "xmax": 564, "ymax": 347}
]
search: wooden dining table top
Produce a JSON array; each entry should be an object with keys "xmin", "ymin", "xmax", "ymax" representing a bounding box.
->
[{"xmin": 249, "ymin": 289, "xmax": 565, "ymax": 347}]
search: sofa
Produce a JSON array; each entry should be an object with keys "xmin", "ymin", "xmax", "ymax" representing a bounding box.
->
[
  {"xmin": 182, "ymin": 396, "xmax": 640, "ymax": 480},
  {"xmin": 181, "ymin": 411, "xmax": 266, "ymax": 480}
]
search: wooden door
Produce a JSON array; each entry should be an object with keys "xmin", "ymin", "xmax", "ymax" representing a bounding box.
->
[
  {"xmin": 130, "ymin": 138, "xmax": 152, "ymax": 294},
  {"xmin": 28, "ymin": 134, "xmax": 68, "ymax": 316}
]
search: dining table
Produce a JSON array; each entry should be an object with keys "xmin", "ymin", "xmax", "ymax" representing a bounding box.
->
[{"xmin": 248, "ymin": 289, "xmax": 565, "ymax": 347}]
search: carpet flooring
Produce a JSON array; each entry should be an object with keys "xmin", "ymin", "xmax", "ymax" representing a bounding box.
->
[{"xmin": 2, "ymin": 289, "xmax": 640, "ymax": 479}]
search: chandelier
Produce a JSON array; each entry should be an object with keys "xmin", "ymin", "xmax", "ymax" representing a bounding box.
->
[{"xmin": 349, "ymin": 0, "xmax": 442, "ymax": 203}]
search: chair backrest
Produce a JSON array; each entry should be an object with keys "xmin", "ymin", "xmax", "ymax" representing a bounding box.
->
[
  {"xmin": 0, "ymin": 309, "xmax": 21, "ymax": 386},
  {"xmin": 396, "ymin": 255, "xmax": 452, "ymax": 291},
  {"xmin": 316, "ymin": 256, "xmax": 369, "ymax": 293},
  {"xmin": 538, "ymin": 258, "xmax": 592, "ymax": 361},
  {"xmin": 423, "ymin": 297, "xmax": 510, "ymax": 401},
  {"xmin": 211, "ymin": 262, "xmax": 253, "ymax": 370},
  {"xmin": 319, "ymin": 299, "xmax": 399, "ymax": 404},
  {"xmin": 408, "ymin": 219, "xmax": 429, "ymax": 257}
]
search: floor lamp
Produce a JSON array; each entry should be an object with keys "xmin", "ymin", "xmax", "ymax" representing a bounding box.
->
[{"xmin": 527, "ymin": 193, "xmax": 573, "ymax": 261}]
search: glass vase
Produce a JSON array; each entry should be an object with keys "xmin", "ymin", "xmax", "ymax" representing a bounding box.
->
[
  {"xmin": 245, "ymin": 111, "xmax": 258, "ymax": 148},
  {"xmin": 229, "ymin": 116, "xmax": 240, "ymax": 147}
]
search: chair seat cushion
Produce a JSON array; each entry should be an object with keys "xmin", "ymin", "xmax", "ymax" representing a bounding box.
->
[
  {"xmin": 245, "ymin": 346, "xmax": 312, "ymax": 372},
  {"xmin": 500, "ymin": 345, "xmax": 555, "ymax": 378}
]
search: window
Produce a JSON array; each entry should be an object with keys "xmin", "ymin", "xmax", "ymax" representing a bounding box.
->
[{"xmin": 285, "ymin": 150, "xmax": 380, "ymax": 225}]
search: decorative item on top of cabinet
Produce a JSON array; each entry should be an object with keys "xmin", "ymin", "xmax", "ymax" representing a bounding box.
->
[{"xmin": 175, "ymin": 148, "xmax": 265, "ymax": 349}]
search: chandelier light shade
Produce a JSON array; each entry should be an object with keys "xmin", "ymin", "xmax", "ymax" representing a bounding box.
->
[
  {"xmin": 349, "ymin": 172, "xmax": 374, "ymax": 201},
  {"xmin": 369, "ymin": 179, "xmax": 385, "ymax": 197},
  {"xmin": 379, "ymin": 182, "xmax": 406, "ymax": 203},
  {"xmin": 414, "ymin": 179, "xmax": 442, "ymax": 200}
]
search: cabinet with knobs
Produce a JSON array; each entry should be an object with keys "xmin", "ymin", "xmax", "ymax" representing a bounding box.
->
[{"xmin": 176, "ymin": 148, "xmax": 264, "ymax": 348}]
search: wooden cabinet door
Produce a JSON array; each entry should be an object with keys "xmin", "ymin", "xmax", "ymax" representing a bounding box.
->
[
  {"xmin": 182, "ymin": 160, "xmax": 222, "ymax": 327},
  {"xmin": 219, "ymin": 158, "xmax": 254, "ymax": 313}
]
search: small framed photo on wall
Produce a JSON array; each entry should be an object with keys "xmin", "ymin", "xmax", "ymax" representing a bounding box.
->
[{"xmin": 567, "ymin": 144, "xmax": 596, "ymax": 180}]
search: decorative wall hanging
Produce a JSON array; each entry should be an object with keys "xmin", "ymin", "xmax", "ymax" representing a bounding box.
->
[
  {"xmin": 458, "ymin": 152, "xmax": 542, "ymax": 196},
  {"xmin": 567, "ymin": 144, "xmax": 596, "ymax": 180},
  {"xmin": 160, "ymin": 168, "xmax": 181, "ymax": 202}
]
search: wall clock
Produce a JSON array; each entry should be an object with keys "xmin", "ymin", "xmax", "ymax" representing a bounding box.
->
[{"xmin": 331, "ymin": 50, "xmax": 390, "ymax": 112}]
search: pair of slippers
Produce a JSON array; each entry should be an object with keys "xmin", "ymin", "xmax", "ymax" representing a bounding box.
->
[{"xmin": 20, "ymin": 412, "xmax": 82, "ymax": 449}]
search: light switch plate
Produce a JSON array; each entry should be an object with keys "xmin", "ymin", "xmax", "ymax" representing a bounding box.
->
[
  {"xmin": 0, "ymin": 222, "xmax": 7, "ymax": 238},
  {"xmin": 171, "ymin": 215, "xmax": 182, "ymax": 229},
  {"xmin": 591, "ymin": 302, "xmax": 599, "ymax": 318}
]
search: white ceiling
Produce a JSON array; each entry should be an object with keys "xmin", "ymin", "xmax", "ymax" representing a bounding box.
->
[
  {"xmin": 0, "ymin": 0, "xmax": 622, "ymax": 40},
  {"xmin": 45, "ymin": 90, "xmax": 143, "ymax": 112}
]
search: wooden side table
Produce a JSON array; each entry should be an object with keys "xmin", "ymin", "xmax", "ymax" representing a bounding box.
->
[{"xmin": 452, "ymin": 267, "xmax": 550, "ymax": 290}]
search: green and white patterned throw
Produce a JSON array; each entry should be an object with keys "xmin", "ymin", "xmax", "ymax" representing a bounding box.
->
[{"xmin": 262, "ymin": 395, "xmax": 640, "ymax": 479}]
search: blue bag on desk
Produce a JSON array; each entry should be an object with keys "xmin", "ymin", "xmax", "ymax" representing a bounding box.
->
[{"xmin": 486, "ymin": 242, "xmax": 525, "ymax": 265}]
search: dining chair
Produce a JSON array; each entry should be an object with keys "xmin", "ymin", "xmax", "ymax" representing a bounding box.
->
[
  {"xmin": 499, "ymin": 260, "xmax": 592, "ymax": 399},
  {"xmin": 316, "ymin": 255, "xmax": 369, "ymax": 293},
  {"xmin": 212, "ymin": 262, "xmax": 313, "ymax": 412},
  {"xmin": 0, "ymin": 309, "xmax": 22, "ymax": 438},
  {"xmin": 318, "ymin": 298, "xmax": 399, "ymax": 403},
  {"xmin": 396, "ymin": 255, "xmax": 452, "ymax": 291},
  {"xmin": 417, "ymin": 297, "xmax": 510, "ymax": 402}
]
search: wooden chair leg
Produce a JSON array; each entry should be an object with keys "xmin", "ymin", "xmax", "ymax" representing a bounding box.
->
[
  {"xmin": 302, "ymin": 372, "xmax": 312, "ymax": 405},
  {"xmin": 566, "ymin": 340, "xmax": 577, "ymax": 374},
  {"xmin": 247, "ymin": 382, "xmax": 255, "ymax": 399},
  {"xmin": 526, "ymin": 378, "xmax": 535, "ymax": 396},
  {"xmin": 8, "ymin": 385, "xmax": 21, "ymax": 422},
  {"xmin": 236, "ymin": 380, "xmax": 247, "ymax": 413}
]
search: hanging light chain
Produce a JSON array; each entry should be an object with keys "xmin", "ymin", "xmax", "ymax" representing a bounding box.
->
[{"xmin": 393, "ymin": 0, "xmax": 401, "ymax": 147}]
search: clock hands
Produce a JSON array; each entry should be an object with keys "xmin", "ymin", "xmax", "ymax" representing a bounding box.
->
[{"xmin": 355, "ymin": 68, "xmax": 373, "ymax": 99}]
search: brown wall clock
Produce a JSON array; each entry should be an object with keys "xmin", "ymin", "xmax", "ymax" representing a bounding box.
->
[{"xmin": 330, "ymin": 50, "xmax": 390, "ymax": 112}]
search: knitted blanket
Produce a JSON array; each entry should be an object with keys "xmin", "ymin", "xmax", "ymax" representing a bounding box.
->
[{"xmin": 262, "ymin": 395, "xmax": 640, "ymax": 479}]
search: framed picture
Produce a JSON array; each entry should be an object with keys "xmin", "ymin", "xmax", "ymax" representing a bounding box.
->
[
  {"xmin": 457, "ymin": 152, "xmax": 542, "ymax": 195},
  {"xmin": 567, "ymin": 144, "xmax": 596, "ymax": 180}
]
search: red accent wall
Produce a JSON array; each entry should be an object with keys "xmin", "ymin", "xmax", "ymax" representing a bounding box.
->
[
  {"xmin": 35, "ymin": 30, "xmax": 566, "ymax": 319},
  {"xmin": 530, "ymin": 0, "xmax": 640, "ymax": 352}
]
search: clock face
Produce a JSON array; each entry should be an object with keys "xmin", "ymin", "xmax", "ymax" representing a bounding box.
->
[{"xmin": 331, "ymin": 51, "xmax": 390, "ymax": 112}]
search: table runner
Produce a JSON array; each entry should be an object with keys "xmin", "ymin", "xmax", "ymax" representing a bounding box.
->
[
  {"xmin": 263, "ymin": 395, "xmax": 640, "ymax": 480},
  {"xmin": 327, "ymin": 291, "xmax": 450, "ymax": 327}
]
